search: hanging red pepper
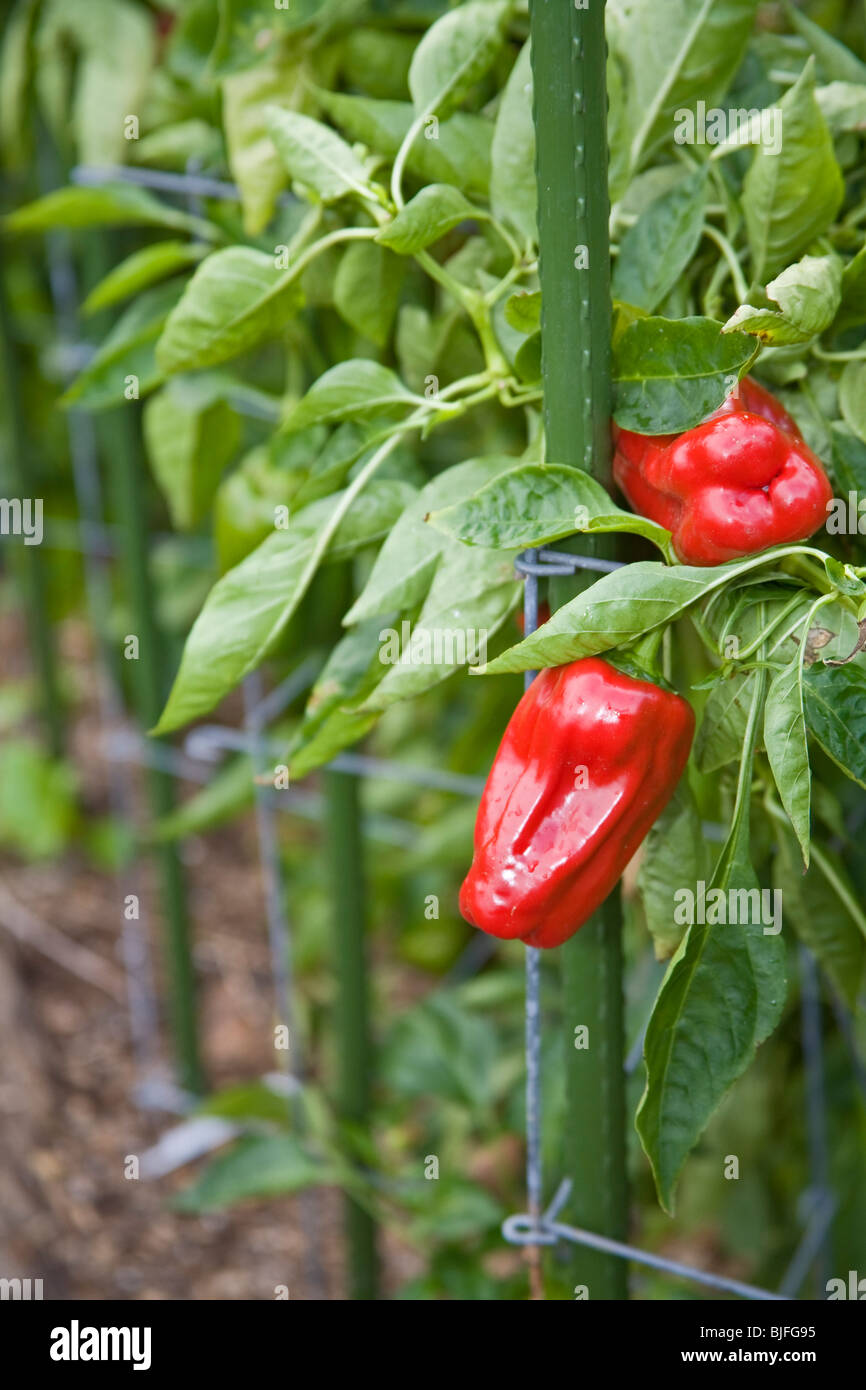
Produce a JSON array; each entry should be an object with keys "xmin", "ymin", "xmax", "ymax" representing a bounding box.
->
[
  {"xmin": 612, "ymin": 377, "xmax": 833, "ymax": 566},
  {"xmin": 459, "ymin": 658, "xmax": 694, "ymax": 948}
]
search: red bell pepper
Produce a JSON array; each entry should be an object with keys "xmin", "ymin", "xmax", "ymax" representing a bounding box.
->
[
  {"xmin": 612, "ymin": 377, "xmax": 833, "ymax": 566},
  {"xmin": 459, "ymin": 658, "xmax": 694, "ymax": 948}
]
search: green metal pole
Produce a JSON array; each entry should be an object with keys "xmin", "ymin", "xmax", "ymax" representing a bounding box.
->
[
  {"xmin": 323, "ymin": 769, "xmax": 379, "ymax": 1300},
  {"xmin": 530, "ymin": 0, "xmax": 628, "ymax": 1299},
  {"xmin": 101, "ymin": 398, "xmax": 203, "ymax": 1095},
  {"xmin": 0, "ymin": 245, "xmax": 64, "ymax": 756}
]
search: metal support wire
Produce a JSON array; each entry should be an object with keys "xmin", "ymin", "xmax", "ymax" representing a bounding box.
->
[
  {"xmin": 71, "ymin": 163, "xmax": 246, "ymax": 203},
  {"xmin": 242, "ymin": 672, "xmax": 328, "ymax": 1299},
  {"xmin": 40, "ymin": 209, "xmax": 164, "ymax": 1085},
  {"xmin": 503, "ymin": 1181, "xmax": 789, "ymax": 1302},
  {"xmin": 184, "ymin": 722, "xmax": 487, "ymax": 797},
  {"xmin": 514, "ymin": 549, "xmax": 623, "ymax": 577},
  {"xmin": 243, "ymin": 673, "xmax": 297, "ymax": 1085}
]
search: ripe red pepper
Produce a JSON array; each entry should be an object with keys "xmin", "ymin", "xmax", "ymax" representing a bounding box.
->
[
  {"xmin": 459, "ymin": 658, "xmax": 694, "ymax": 948},
  {"xmin": 612, "ymin": 377, "xmax": 833, "ymax": 566}
]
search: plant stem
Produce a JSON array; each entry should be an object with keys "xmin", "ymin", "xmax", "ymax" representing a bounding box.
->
[
  {"xmin": 702, "ymin": 224, "xmax": 749, "ymax": 303},
  {"xmin": 390, "ymin": 109, "xmax": 428, "ymax": 209},
  {"xmin": 415, "ymin": 249, "xmax": 511, "ymax": 378},
  {"xmin": 812, "ymin": 343, "xmax": 866, "ymax": 363}
]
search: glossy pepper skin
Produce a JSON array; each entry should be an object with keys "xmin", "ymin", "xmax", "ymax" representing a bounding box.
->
[
  {"xmin": 459, "ymin": 658, "xmax": 695, "ymax": 948},
  {"xmin": 612, "ymin": 377, "xmax": 833, "ymax": 566}
]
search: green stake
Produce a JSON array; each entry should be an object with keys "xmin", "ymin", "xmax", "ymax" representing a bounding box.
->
[
  {"xmin": 101, "ymin": 395, "xmax": 203, "ymax": 1096},
  {"xmin": 324, "ymin": 769, "xmax": 379, "ymax": 1300},
  {"xmin": 530, "ymin": 0, "xmax": 629, "ymax": 1299},
  {"xmin": 0, "ymin": 244, "xmax": 64, "ymax": 757}
]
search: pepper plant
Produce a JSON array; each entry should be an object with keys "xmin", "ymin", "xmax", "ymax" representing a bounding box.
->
[{"xmin": 5, "ymin": 0, "xmax": 866, "ymax": 1259}]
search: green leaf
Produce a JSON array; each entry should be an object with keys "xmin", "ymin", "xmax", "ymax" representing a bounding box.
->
[
  {"xmin": 222, "ymin": 58, "xmax": 304, "ymax": 236},
  {"xmin": 612, "ymin": 315, "xmax": 757, "ymax": 433},
  {"xmin": 345, "ymin": 455, "xmax": 519, "ymax": 624},
  {"xmin": 764, "ymin": 650, "xmax": 812, "ymax": 864},
  {"xmin": 620, "ymin": 0, "xmax": 759, "ymax": 170},
  {"xmin": 490, "ymin": 38, "xmax": 536, "ymax": 245},
  {"xmin": 265, "ymin": 105, "xmax": 371, "ymax": 202},
  {"xmin": 833, "ymin": 243, "xmax": 866, "ymax": 334},
  {"xmin": 784, "ymin": 4, "xmax": 866, "ymax": 85},
  {"xmin": 175, "ymin": 1135, "xmax": 341, "ymax": 1212},
  {"xmin": 477, "ymin": 549, "xmax": 802, "ymax": 676},
  {"xmin": 293, "ymin": 418, "xmax": 414, "ymax": 508},
  {"xmin": 0, "ymin": 739, "xmax": 76, "ymax": 860},
  {"xmin": 839, "ymin": 360, "xmax": 866, "ymax": 444},
  {"xmin": 408, "ymin": 0, "xmax": 509, "ymax": 119},
  {"xmin": 151, "ymin": 755, "xmax": 255, "ymax": 842},
  {"xmin": 723, "ymin": 253, "xmax": 842, "ymax": 345},
  {"xmin": 504, "ymin": 290, "xmax": 541, "ymax": 335},
  {"xmin": 513, "ymin": 331, "xmax": 541, "ymax": 384},
  {"xmin": 214, "ymin": 445, "xmax": 289, "ymax": 573},
  {"xmin": 407, "ymin": 1180, "xmax": 504, "ymax": 1243},
  {"xmin": 831, "ymin": 422, "xmax": 866, "ymax": 493},
  {"xmin": 289, "ymin": 620, "xmax": 385, "ymax": 779},
  {"xmin": 637, "ymin": 672, "xmax": 786, "ymax": 1211},
  {"xmin": 743, "ymin": 60, "xmax": 844, "ymax": 282},
  {"xmin": 61, "ymin": 281, "xmax": 183, "ymax": 410},
  {"xmin": 773, "ymin": 828, "xmax": 865, "ymax": 1008},
  {"xmin": 0, "ymin": 0, "xmax": 37, "ymax": 172},
  {"xmin": 359, "ymin": 553, "xmax": 520, "ymax": 712},
  {"xmin": 695, "ymin": 669, "xmax": 758, "ymax": 772},
  {"xmin": 154, "ymin": 481, "xmax": 415, "ymax": 733},
  {"xmin": 815, "ymin": 81, "xmax": 866, "ymax": 135},
  {"xmin": 382, "ymin": 994, "xmax": 498, "ymax": 1109},
  {"xmin": 804, "ymin": 662, "xmax": 866, "ymax": 788},
  {"xmin": 283, "ymin": 360, "xmax": 418, "ymax": 432},
  {"xmin": 143, "ymin": 387, "xmax": 240, "ymax": 531},
  {"xmin": 4, "ymin": 182, "xmax": 215, "ymax": 238},
  {"xmin": 612, "ymin": 168, "xmax": 707, "ymax": 314},
  {"xmin": 428, "ymin": 462, "xmax": 669, "ymax": 552},
  {"xmin": 197, "ymin": 1081, "xmax": 296, "ymax": 1126},
  {"xmin": 156, "ymin": 246, "xmax": 304, "ymax": 374},
  {"xmin": 376, "ymin": 184, "xmax": 484, "ymax": 255},
  {"xmin": 130, "ymin": 118, "xmax": 223, "ymax": 172},
  {"xmin": 638, "ymin": 784, "xmax": 711, "ymax": 960},
  {"xmin": 37, "ymin": 0, "xmax": 154, "ymax": 167},
  {"xmin": 82, "ymin": 240, "xmax": 207, "ymax": 315},
  {"xmin": 337, "ymin": 26, "xmax": 415, "ymax": 100},
  {"xmin": 315, "ymin": 90, "xmax": 492, "ymax": 195},
  {"xmin": 333, "ymin": 240, "xmax": 406, "ymax": 345}
]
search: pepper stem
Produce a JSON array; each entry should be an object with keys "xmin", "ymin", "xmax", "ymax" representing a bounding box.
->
[{"xmin": 616, "ymin": 625, "xmax": 666, "ymax": 683}]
